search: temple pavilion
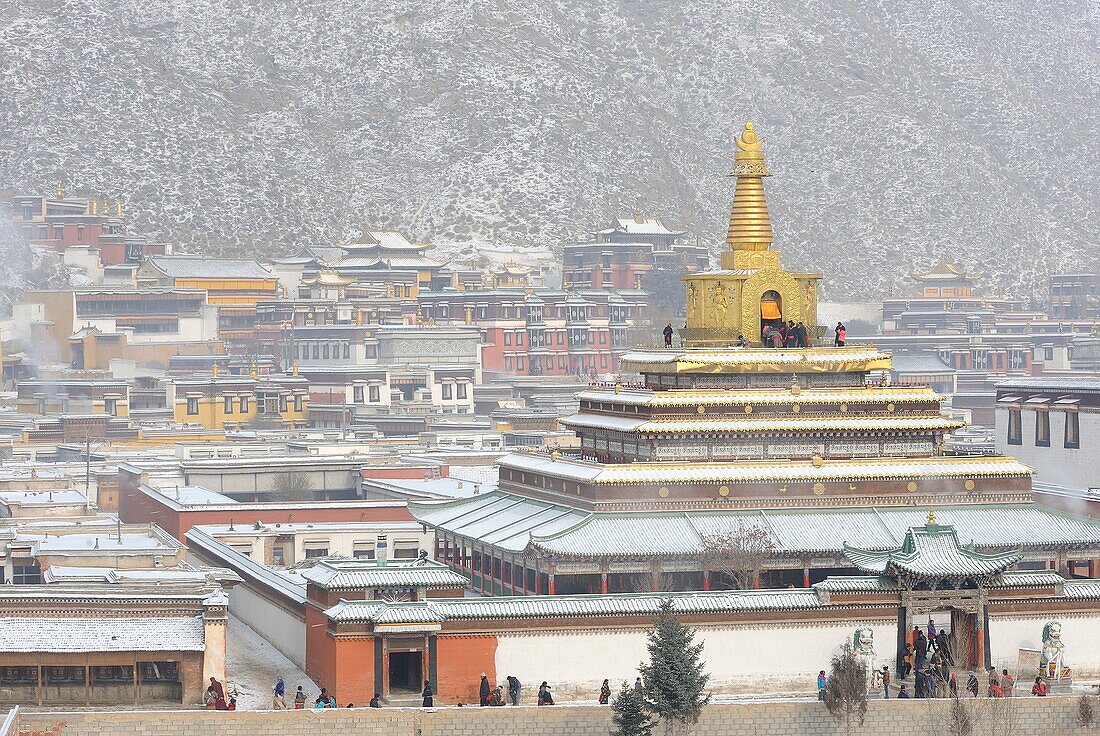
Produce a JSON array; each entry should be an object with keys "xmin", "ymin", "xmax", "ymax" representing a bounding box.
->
[{"xmin": 410, "ymin": 122, "xmax": 1100, "ymax": 596}]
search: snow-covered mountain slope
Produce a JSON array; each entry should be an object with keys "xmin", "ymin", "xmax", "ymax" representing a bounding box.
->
[{"xmin": 1, "ymin": 1, "xmax": 1096, "ymax": 300}]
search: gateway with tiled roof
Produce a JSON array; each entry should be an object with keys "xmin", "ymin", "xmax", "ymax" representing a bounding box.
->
[{"xmin": 843, "ymin": 517, "xmax": 1021, "ymax": 582}]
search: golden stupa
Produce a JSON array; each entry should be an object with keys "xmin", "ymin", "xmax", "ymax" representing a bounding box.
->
[{"xmin": 682, "ymin": 122, "xmax": 821, "ymax": 345}]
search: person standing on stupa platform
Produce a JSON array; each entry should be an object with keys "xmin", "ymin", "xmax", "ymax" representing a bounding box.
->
[{"xmin": 663, "ymin": 323, "xmax": 674, "ymax": 348}]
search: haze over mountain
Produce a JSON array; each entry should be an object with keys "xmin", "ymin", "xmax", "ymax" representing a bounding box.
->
[{"xmin": 1, "ymin": 0, "xmax": 1096, "ymax": 301}]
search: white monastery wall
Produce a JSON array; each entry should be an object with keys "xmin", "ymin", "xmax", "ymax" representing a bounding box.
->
[
  {"xmin": 228, "ymin": 584, "xmax": 306, "ymax": 669},
  {"xmin": 988, "ymin": 613, "xmax": 1100, "ymax": 678},
  {"xmin": 494, "ymin": 619, "xmax": 895, "ymax": 699},
  {"xmin": 994, "ymin": 406, "xmax": 1096, "ymax": 488}
]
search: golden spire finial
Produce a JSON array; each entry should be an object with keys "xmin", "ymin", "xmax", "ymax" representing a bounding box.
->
[
  {"xmin": 735, "ymin": 122, "xmax": 765, "ymax": 156},
  {"xmin": 726, "ymin": 121, "xmax": 773, "ymax": 252},
  {"xmin": 211, "ymin": 363, "xmax": 219, "ymax": 378},
  {"xmin": 927, "ymin": 508, "xmax": 937, "ymax": 526},
  {"xmin": 55, "ymin": 182, "xmax": 63, "ymax": 198}
]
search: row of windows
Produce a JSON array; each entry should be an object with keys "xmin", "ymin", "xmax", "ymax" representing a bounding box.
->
[
  {"xmin": 186, "ymin": 395, "xmax": 303, "ymax": 415},
  {"xmin": 1006, "ymin": 409, "xmax": 1079, "ymax": 449},
  {"xmin": 352, "ymin": 385, "xmax": 381, "ymax": 403},
  {"xmin": 440, "ymin": 383, "xmax": 468, "ymax": 401},
  {"xmin": 503, "ymin": 329, "xmax": 614, "ymax": 347},
  {"xmin": 302, "ymin": 541, "xmax": 421, "ymax": 560},
  {"xmin": 294, "ymin": 342, "xmax": 352, "ymax": 360},
  {"xmin": 503, "ymin": 354, "xmax": 611, "ymax": 372}
]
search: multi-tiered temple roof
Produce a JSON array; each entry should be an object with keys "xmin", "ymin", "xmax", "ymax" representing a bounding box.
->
[{"xmin": 410, "ymin": 123, "xmax": 1100, "ymax": 596}]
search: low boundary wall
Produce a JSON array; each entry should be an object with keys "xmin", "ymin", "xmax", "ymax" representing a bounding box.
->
[{"xmin": 14, "ymin": 697, "xmax": 1095, "ymax": 736}]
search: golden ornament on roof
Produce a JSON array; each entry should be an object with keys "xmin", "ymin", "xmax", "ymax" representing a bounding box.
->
[{"xmin": 735, "ymin": 121, "xmax": 764, "ymax": 153}]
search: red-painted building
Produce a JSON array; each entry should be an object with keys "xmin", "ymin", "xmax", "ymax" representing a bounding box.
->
[
  {"xmin": 562, "ymin": 215, "xmax": 708, "ymax": 291},
  {"xmin": 5, "ymin": 194, "xmax": 167, "ymax": 266},
  {"xmin": 117, "ymin": 463, "xmax": 413, "ymax": 543},
  {"xmin": 417, "ymin": 288, "xmax": 645, "ymax": 377}
]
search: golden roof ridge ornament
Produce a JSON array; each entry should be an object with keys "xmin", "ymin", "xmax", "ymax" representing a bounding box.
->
[{"xmin": 726, "ymin": 121, "xmax": 774, "ymax": 252}]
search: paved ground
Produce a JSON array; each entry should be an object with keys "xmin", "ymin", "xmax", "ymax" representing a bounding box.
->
[{"xmin": 225, "ymin": 616, "xmax": 317, "ymax": 710}]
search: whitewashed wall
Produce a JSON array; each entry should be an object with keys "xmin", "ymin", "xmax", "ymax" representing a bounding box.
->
[
  {"xmin": 989, "ymin": 613, "xmax": 1100, "ymax": 679},
  {"xmin": 493, "ymin": 620, "xmax": 896, "ymax": 700},
  {"xmin": 228, "ymin": 584, "xmax": 306, "ymax": 669}
]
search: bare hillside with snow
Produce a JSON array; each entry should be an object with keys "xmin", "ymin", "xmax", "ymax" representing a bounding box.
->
[{"xmin": 1, "ymin": 1, "xmax": 1096, "ymax": 300}]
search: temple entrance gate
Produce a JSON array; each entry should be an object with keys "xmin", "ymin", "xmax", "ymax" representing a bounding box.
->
[
  {"xmin": 897, "ymin": 588, "xmax": 990, "ymax": 677},
  {"xmin": 844, "ymin": 513, "xmax": 1019, "ymax": 680}
]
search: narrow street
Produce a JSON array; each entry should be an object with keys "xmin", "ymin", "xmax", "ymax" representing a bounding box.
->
[{"xmin": 225, "ymin": 616, "xmax": 318, "ymax": 710}]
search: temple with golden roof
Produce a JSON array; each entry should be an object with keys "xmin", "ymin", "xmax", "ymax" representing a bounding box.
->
[
  {"xmin": 408, "ymin": 123, "xmax": 1100, "ymax": 596},
  {"xmin": 683, "ymin": 121, "xmax": 821, "ymax": 346}
]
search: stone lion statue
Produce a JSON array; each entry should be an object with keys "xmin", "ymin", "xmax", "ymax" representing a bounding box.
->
[
  {"xmin": 1041, "ymin": 621, "xmax": 1071, "ymax": 681},
  {"xmin": 852, "ymin": 627, "xmax": 876, "ymax": 675}
]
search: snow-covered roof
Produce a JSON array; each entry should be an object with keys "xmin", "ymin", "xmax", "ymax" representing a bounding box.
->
[
  {"xmin": 559, "ymin": 413, "xmax": 965, "ymax": 435},
  {"xmin": 17, "ymin": 529, "xmax": 181, "ymax": 555},
  {"xmin": 576, "ymin": 386, "xmax": 942, "ymax": 408},
  {"xmin": 301, "ymin": 558, "xmax": 469, "ymax": 590},
  {"xmin": 620, "ymin": 347, "xmax": 893, "ymax": 374},
  {"xmin": 497, "ymin": 452, "xmax": 1031, "ymax": 485},
  {"xmin": 844, "ymin": 523, "xmax": 1021, "ymax": 579},
  {"xmin": 325, "ymin": 588, "xmax": 820, "ymax": 625},
  {"xmin": 0, "ymin": 616, "xmax": 205, "ymax": 652},
  {"xmin": 0, "ymin": 490, "xmax": 90, "ymax": 506},
  {"xmin": 147, "ymin": 485, "xmax": 239, "ymax": 507},
  {"xmin": 410, "ymin": 491, "xmax": 1100, "ymax": 559},
  {"xmin": 144, "ymin": 256, "xmax": 274, "ymax": 280},
  {"xmin": 600, "ymin": 216, "xmax": 686, "ymax": 236}
]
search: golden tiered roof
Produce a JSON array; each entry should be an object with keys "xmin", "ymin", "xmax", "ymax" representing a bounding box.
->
[
  {"xmin": 726, "ymin": 121, "xmax": 774, "ymax": 252},
  {"xmin": 620, "ymin": 347, "xmax": 891, "ymax": 374}
]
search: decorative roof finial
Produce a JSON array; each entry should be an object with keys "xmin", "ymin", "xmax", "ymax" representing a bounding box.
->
[
  {"xmin": 726, "ymin": 121, "xmax": 773, "ymax": 251},
  {"xmin": 734, "ymin": 121, "xmax": 765, "ymax": 156},
  {"xmin": 927, "ymin": 508, "xmax": 937, "ymax": 527}
]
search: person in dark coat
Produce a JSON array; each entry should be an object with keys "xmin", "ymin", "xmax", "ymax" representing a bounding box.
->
[
  {"xmin": 422, "ymin": 680, "xmax": 434, "ymax": 708},
  {"xmin": 479, "ymin": 673, "xmax": 490, "ymax": 706},
  {"xmin": 599, "ymin": 679, "xmax": 611, "ymax": 704},
  {"xmin": 936, "ymin": 630, "xmax": 951, "ymax": 665},
  {"xmin": 506, "ymin": 675, "xmax": 521, "ymax": 706},
  {"xmin": 634, "ymin": 677, "xmax": 643, "ymax": 694},
  {"xmin": 966, "ymin": 672, "xmax": 979, "ymax": 697},
  {"xmin": 662, "ymin": 323, "xmax": 674, "ymax": 348},
  {"xmin": 369, "ymin": 693, "xmax": 381, "ymax": 708},
  {"xmin": 915, "ymin": 631, "xmax": 928, "ymax": 670},
  {"xmin": 897, "ymin": 684, "xmax": 910, "ymax": 698},
  {"xmin": 795, "ymin": 321, "xmax": 808, "ymax": 348},
  {"xmin": 784, "ymin": 321, "xmax": 798, "ymax": 348}
]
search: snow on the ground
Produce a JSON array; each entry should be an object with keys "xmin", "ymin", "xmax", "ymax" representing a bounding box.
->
[{"xmin": 226, "ymin": 615, "xmax": 317, "ymax": 711}]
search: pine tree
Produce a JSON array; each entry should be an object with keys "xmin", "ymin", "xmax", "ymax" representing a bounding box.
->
[
  {"xmin": 611, "ymin": 684, "xmax": 654, "ymax": 736},
  {"xmin": 823, "ymin": 641, "xmax": 869, "ymax": 736},
  {"xmin": 639, "ymin": 598, "xmax": 711, "ymax": 735}
]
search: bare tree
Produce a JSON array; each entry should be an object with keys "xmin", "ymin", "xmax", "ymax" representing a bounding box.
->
[
  {"xmin": 1078, "ymin": 693, "xmax": 1096, "ymax": 729},
  {"xmin": 699, "ymin": 523, "xmax": 776, "ymax": 590},
  {"xmin": 271, "ymin": 471, "xmax": 313, "ymax": 501},
  {"xmin": 823, "ymin": 641, "xmax": 868, "ymax": 736},
  {"xmin": 947, "ymin": 690, "xmax": 973, "ymax": 736},
  {"xmin": 631, "ymin": 568, "xmax": 676, "ymax": 594}
]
